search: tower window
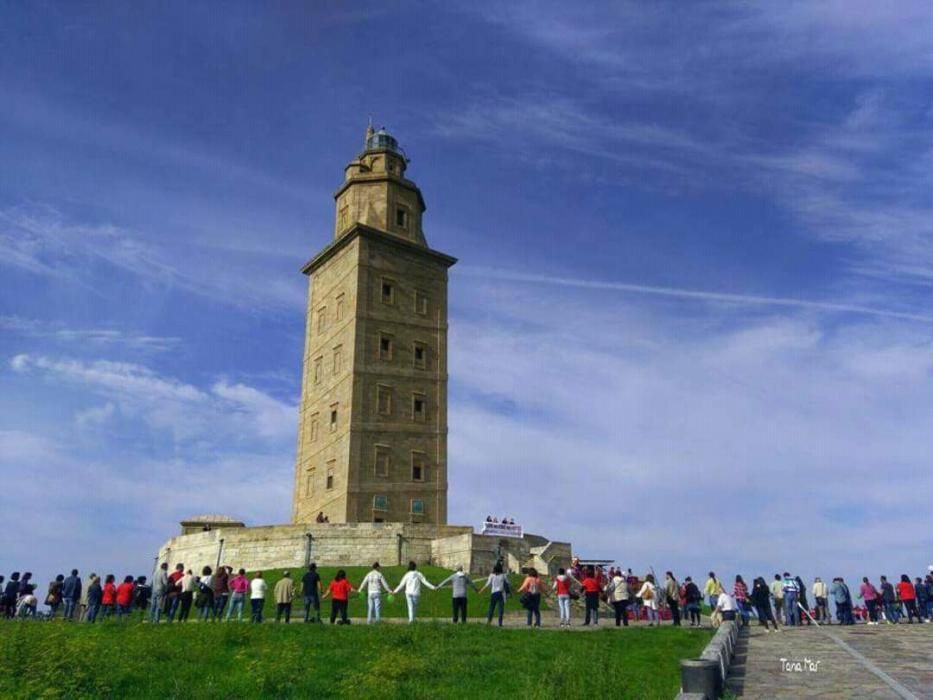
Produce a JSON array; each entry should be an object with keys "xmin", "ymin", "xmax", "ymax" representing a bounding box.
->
[
  {"xmin": 330, "ymin": 404, "xmax": 338, "ymax": 431},
  {"xmin": 304, "ymin": 472, "xmax": 313, "ymax": 498},
  {"xmin": 413, "ymin": 342, "xmax": 427, "ymax": 370},
  {"xmin": 412, "ymin": 394, "xmax": 427, "ymax": 422},
  {"xmin": 414, "ymin": 291, "xmax": 428, "ymax": 315},
  {"xmin": 309, "ymin": 413, "xmax": 319, "ymax": 443},
  {"xmin": 313, "ymin": 356, "xmax": 323, "ymax": 384},
  {"xmin": 379, "ymin": 334, "xmax": 393, "ymax": 361},
  {"xmin": 411, "ymin": 499, "xmax": 425, "ymax": 515},
  {"xmin": 335, "ymin": 293, "xmax": 345, "ymax": 321},
  {"xmin": 338, "ymin": 205, "xmax": 349, "ymax": 231},
  {"xmin": 381, "ymin": 278, "xmax": 395, "ymax": 305},
  {"xmin": 317, "ymin": 307, "xmax": 327, "ymax": 333},
  {"xmin": 396, "ymin": 207, "xmax": 408, "ymax": 229},
  {"xmin": 326, "ymin": 462, "xmax": 335, "ymax": 491},
  {"xmin": 333, "ymin": 345, "xmax": 343, "ymax": 374},
  {"xmin": 373, "ymin": 495, "xmax": 388, "ymax": 511},
  {"xmin": 377, "ymin": 385, "xmax": 393, "ymax": 416},
  {"xmin": 374, "ymin": 445, "xmax": 390, "ymax": 477},
  {"xmin": 411, "ymin": 452, "xmax": 426, "ymax": 482}
]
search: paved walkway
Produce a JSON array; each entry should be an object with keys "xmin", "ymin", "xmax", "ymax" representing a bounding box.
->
[{"xmin": 726, "ymin": 623, "xmax": 933, "ymax": 699}]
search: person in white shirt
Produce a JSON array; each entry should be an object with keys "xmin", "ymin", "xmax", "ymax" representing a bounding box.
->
[
  {"xmin": 637, "ymin": 575, "xmax": 660, "ymax": 626},
  {"xmin": 812, "ymin": 577, "xmax": 829, "ymax": 623},
  {"xmin": 716, "ymin": 590, "xmax": 737, "ymax": 622},
  {"xmin": 608, "ymin": 572, "xmax": 631, "ymax": 627},
  {"xmin": 249, "ymin": 572, "xmax": 267, "ymax": 624},
  {"xmin": 478, "ymin": 562, "xmax": 509, "ymax": 626},
  {"xmin": 392, "ymin": 561, "xmax": 435, "ymax": 624},
  {"xmin": 359, "ymin": 562, "xmax": 392, "ymax": 624}
]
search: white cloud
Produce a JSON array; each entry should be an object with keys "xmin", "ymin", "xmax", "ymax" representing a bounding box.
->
[
  {"xmin": 447, "ymin": 280, "xmax": 933, "ymax": 584},
  {"xmin": 0, "ymin": 315, "xmax": 180, "ymax": 352},
  {"xmin": 9, "ymin": 354, "xmax": 296, "ymax": 443},
  {"xmin": 0, "ymin": 205, "xmax": 307, "ymax": 311}
]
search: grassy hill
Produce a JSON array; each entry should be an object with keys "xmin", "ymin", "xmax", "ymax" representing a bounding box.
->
[{"xmin": 0, "ymin": 621, "xmax": 712, "ymax": 699}]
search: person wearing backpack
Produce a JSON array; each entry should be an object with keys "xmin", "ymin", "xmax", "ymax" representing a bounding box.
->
[
  {"xmin": 831, "ymin": 577, "xmax": 854, "ymax": 625},
  {"xmin": 196, "ymin": 567, "xmax": 214, "ymax": 621},
  {"xmin": 683, "ymin": 576, "xmax": 703, "ymax": 626},
  {"xmin": 665, "ymin": 572, "xmax": 681, "ymax": 626},
  {"xmin": 637, "ymin": 574, "xmax": 660, "ymax": 626},
  {"xmin": 46, "ymin": 575, "xmax": 64, "ymax": 619}
]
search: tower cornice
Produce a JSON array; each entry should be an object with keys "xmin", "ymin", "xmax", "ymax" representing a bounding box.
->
[
  {"xmin": 300, "ymin": 223, "xmax": 457, "ymax": 276},
  {"xmin": 332, "ymin": 174, "xmax": 426, "ymax": 212}
]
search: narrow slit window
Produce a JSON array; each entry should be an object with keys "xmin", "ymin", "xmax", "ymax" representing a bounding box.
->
[
  {"xmin": 412, "ymin": 394, "xmax": 427, "ymax": 422},
  {"xmin": 381, "ymin": 279, "xmax": 395, "ymax": 305},
  {"xmin": 411, "ymin": 453, "xmax": 425, "ymax": 482},
  {"xmin": 413, "ymin": 342, "xmax": 427, "ymax": 369},
  {"xmin": 377, "ymin": 385, "xmax": 393, "ymax": 416},
  {"xmin": 379, "ymin": 334, "xmax": 393, "ymax": 361}
]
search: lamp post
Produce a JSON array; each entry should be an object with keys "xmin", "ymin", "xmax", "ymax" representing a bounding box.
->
[{"xmin": 305, "ymin": 533, "xmax": 314, "ymax": 567}]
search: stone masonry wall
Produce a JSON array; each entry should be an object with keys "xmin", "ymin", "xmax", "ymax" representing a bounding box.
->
[
  {"xmin": 157, "ymin": 523, "xmax": 472, "ymax": 575},
  {"xmin": 157, "ymin": 522, "xmax": 571, "ymax": 578}
]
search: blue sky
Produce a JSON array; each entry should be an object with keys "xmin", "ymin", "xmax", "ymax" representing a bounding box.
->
[{"xmin": 2, "ymin": 2, "xmax": 933, "ymax": 587}]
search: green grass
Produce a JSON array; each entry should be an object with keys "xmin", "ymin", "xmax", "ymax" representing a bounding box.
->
[
  {"xmin": 254, "ymin": 566, "xmax": 542, "ymax": 619},
  {"xmin": 0, "ymin": 621, "xmax": 712, "ymax": 699}
]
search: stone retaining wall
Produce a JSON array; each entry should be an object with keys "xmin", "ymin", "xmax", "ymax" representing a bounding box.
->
[
  {"xmin": 677, "ymin": 620, "xmax": 739, "ymax": 699},
  {"xmin": 157, "ymin": 522, "xmax": 472, "ymax": 574}
]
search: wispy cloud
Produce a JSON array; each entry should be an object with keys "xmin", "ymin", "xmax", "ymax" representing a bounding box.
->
[
  {"xmin": 0, "ymin": 316, "xmax": 180, "ymax": 352},
  {"xmin": 9, "ymin": 354, "xmax": 297, "ymax": 444},
  {"xmin": 0, "ymin": 205, "xmax": 306, "ymax": 311},
  {"xmin": 448, "ymin": 279, "xmax": 933, "ymax": 581},
  {"xmin": 461, "ymin": 267, "xmax": 933, "ymax": 324}
]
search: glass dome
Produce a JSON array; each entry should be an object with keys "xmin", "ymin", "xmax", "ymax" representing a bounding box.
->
[{"xmin": 365, "ymin": 128, "xmax": 405, "ymax": 157}]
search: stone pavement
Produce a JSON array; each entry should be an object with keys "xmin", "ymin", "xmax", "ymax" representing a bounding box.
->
[{"xmin": 725, "ymin": 622, "xmax": 933, "ymax": 699}]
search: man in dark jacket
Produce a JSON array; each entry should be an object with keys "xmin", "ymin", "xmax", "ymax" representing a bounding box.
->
[
  {"xmin": 3, "ymin": 573, "xmax": 21, "ymax": 619},
  {"xmin": 62, "ymin": 569, "xmax": 82, "ymax": 621},
  {"xmin": 85, "ymin": 575, "xmax": 102, "ymax": 623},
  {"xmin": 879, "ymin": 576, "xmax": 899, "ymax": 623},
  {"xmin": 302, "ymin": 563, "xmax": 323, "ymax": 623}
]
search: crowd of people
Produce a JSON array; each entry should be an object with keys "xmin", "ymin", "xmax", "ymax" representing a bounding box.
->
[{"xmin": 4, "ymin": 560, "xmax": 933, "ymax": 629}]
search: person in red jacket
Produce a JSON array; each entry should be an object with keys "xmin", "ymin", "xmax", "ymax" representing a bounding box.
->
[
  {"xmin": 897, "ymin": 575, "xmax": 920, "ymax": 623},
  {"xmin": 101, "ymin": 574, "xmax": 117, "ymax": 618},
  {"xmin": 116, "ymin": 576, "xmax": 136, "ymax": 621},
  {"xmin": 580, "ymin": 566, "xmax": 603, "ymax": 626},
  {"xmin": 323, "ymin": 570, "xmax": 354, "ymax": 625}
]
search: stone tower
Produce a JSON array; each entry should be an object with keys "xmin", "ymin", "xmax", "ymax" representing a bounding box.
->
[{"xmin": 292, "ymin": 127, "xmax": 456, "ymax": 525}]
